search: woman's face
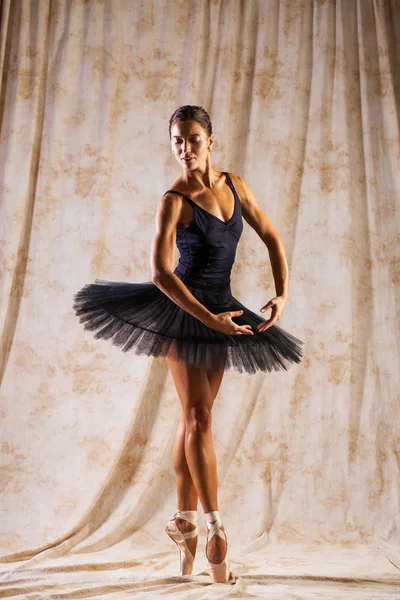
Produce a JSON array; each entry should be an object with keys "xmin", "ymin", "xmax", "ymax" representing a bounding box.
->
[{"xmin": 170, "ymin": 120, "xmax": 213, "ymax": 169}]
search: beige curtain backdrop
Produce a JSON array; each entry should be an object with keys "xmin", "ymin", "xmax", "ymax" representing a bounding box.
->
[{"xmin": 1, "ymin": 0, "xmax": 399, "ymax": 598}]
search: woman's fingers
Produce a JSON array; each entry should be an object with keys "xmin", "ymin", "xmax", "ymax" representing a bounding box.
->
[
  {"xmin": 235, "ymin": 324, "xmax": 253, "ymax": 335},
  {"xmin": 228, "ymin": 310, "xmax": 253, "ymax": 335}
]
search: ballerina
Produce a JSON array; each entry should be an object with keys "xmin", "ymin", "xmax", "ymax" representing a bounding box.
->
[{"xmin": 73, "ymin": 104, "xmax": 304, "ymax": 583}]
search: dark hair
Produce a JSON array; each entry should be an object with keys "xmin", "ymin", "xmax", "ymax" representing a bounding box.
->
[{"xmin": 169, "ymin": 105, "xmax": 213, "ymax": 139}]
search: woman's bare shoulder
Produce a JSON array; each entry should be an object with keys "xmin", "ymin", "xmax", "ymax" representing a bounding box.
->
[
  {"xmin": 227, "ymin": 172, "xmax": 247, "ymax": 200},
  {"xmin": 158, "ymin": 188, "xmax": 190, "ymax": 228},
  {"xmin": 227, "ymin": 171, "xmax": 244, "ymax": 183},
  {"xmin": 158, "ymin": 191, "xmax": 186, "ymax": 216}
]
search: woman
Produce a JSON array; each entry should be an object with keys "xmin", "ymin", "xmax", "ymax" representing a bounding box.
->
[{"xmin": 73, "ymin": 105, "xmax": 304, "ymax": 583}]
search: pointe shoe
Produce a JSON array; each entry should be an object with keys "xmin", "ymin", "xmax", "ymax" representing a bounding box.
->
[
  {"xmin": 205, "ymin": 515, "xmax": 230, "ymax": 583},
  {"xmin": 165, "ymin": 510, "xmax": 198, "ymax": 576}
]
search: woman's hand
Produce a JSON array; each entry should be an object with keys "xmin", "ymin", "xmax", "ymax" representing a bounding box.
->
[
  {"xmin": 205, "ymin": 310, "xmax": 254, "ymax": 335},
  {"xmin": 257, "ymin": 295, "xmax": 287, "ymax": 331}
]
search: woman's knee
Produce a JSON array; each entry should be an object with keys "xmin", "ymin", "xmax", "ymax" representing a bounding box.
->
[{"xmin": 185, "ymin": 402, "xmax": 212, "ymax": 434}]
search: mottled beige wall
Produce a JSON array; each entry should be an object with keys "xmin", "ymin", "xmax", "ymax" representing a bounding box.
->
[{"xmin": 0, "ymin": 0, "xmax": 399, "ymax": 575}]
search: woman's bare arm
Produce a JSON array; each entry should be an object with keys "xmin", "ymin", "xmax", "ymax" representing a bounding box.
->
[
  {"xmin": 150, "ymin": 193, "xmax": 253, "ymax": 336},
  {"xmin": 150, "ymin": 193, "xmax": 215, "ymax": 325},
  {"xmin": 233, "ymin": 174, "xmax": 288, "ymax": 301}
]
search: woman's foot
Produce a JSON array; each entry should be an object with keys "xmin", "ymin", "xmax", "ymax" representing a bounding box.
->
[
  {"xmin": 174, "ymin": 516, "xmax": 198, "ymax": 559},
  {"xmin": 204, "ymin": 510, "xmax": 230, "ymax": 583},
  {"xmin": 165, "ymin": 510, "xmax": 198, "ymax": 575},
  {"xmin": 205, "ymin": 520, "xmax": 227, "ymax": 563}
]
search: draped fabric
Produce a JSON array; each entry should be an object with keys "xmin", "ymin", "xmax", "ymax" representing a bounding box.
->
[{"xmin": 1, "ymin": 0, "xmax": 399, "ymax": 597}]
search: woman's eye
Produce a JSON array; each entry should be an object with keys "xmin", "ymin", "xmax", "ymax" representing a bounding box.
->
[{"xmin": 175, "ymin": 138, "xmax": 200, "ymax": 143}]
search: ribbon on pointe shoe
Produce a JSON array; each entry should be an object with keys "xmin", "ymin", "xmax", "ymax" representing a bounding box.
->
[
  {"xmin": 204, "ymin": 510, "xmax": 225, "ymax": 541},
  {"xmin": 174, "ymin": 509, "xmax": 199, "ymax": 539}
]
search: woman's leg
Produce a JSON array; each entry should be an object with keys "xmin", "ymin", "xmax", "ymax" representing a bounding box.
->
[
  {"xmin": 169, "ymin": 412, "xmax": 199, "ymax": 559},
  {"xmin": 171, "ymin": 359, "xmax": 225, "ymax": 510},
  {"xmin": 172, "ymin": 413, "xmax": 198, "ymax": 511},
  {"xmin": 166, "ymin": 355, "xmax": 226, "ymax": 562}
]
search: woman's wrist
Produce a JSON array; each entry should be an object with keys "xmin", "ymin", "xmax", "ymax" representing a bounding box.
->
[{"xmin": 201, "ymin": 311, "xmax": 217, "ymax": 328}]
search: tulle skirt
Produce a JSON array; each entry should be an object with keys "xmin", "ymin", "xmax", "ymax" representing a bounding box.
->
[{"xmin": 72, "ymin": 272, "xmax": 304, "ymax": 374}]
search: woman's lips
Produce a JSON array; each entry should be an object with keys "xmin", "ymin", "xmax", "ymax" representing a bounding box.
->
[{"xmin": 182, "ymin": 157, "xmax": 194, "ymax": 162}]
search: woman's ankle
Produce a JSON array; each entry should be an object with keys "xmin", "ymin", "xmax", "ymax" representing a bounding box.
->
[{"xmin": 204, "ymin": 510, "xmax": 222, "ymax": 526}]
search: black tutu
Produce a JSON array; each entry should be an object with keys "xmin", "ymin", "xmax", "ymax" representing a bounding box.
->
[{"xmin": 73, "ymin": 271, "xmax": 304, "ymax": 375}]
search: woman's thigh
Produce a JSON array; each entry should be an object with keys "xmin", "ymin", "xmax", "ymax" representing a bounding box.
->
[
  {"xmin": 206, "ymin": 359, "xmax": 225, "ymax": 405},
  {"xmin": 165, "ymin": 353, "xmax": 226, "ymax": 412}
]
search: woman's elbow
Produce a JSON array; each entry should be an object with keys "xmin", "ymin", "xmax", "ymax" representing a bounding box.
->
[
  {"xmin": 151, "ymin": 269, "xmax": 161, "ymax": 284},
  {"xmin": 151, "ymin": 268, "xmax": 172, "ymax": 286}
]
